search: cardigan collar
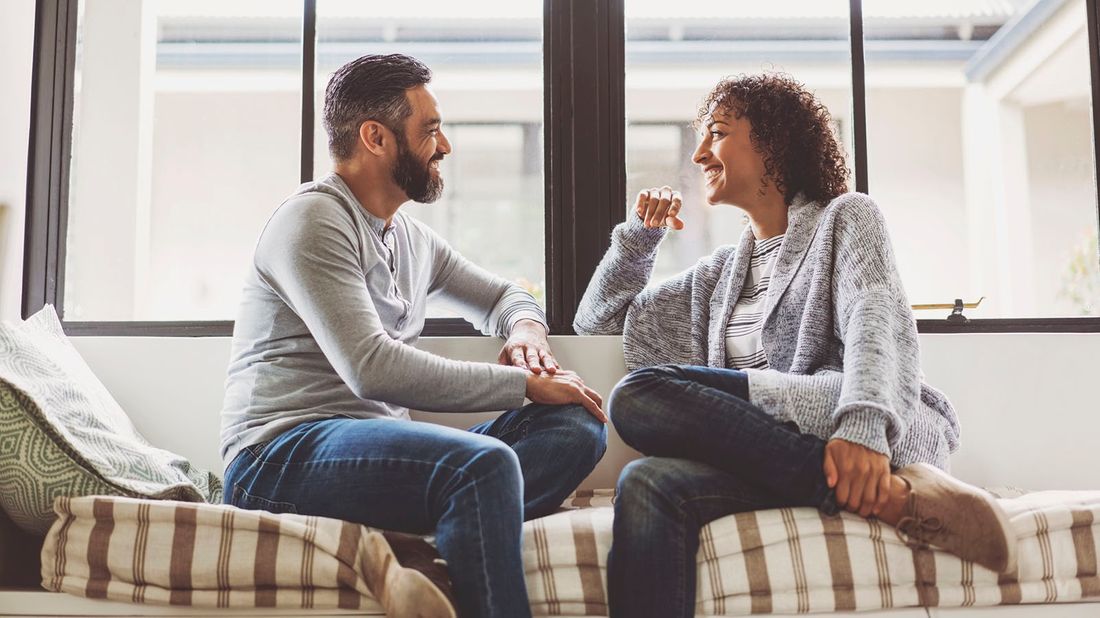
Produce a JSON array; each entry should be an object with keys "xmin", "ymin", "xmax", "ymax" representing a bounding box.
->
[
  {"xmin": 707, "ymin": 225, "xmax": 756, "ymax": 366},
  {"xmin": 706, "ymin": 193, "xmax": 826, "ymax": 368},
  {"xmin": 761, "ymin": 193, "xmax": 825, "ymax": 326}
]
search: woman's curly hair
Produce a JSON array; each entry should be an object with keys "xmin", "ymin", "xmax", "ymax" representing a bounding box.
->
[{"xmin": 695, "ymin": 73, "xmax": 850, "ymax": 204}]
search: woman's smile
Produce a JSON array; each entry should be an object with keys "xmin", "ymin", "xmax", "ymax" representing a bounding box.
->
[{"xmin": 704, "ymin": 164, "xmax": 723, "ymax": 186}]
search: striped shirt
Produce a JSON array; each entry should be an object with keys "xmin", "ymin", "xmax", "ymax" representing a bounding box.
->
[{"xmin": 724, "ymin": 234, "xmax": 785, "ymax": 369}]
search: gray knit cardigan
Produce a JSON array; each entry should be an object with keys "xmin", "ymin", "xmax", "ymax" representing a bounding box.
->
[{"xmin": 574, "ymin": 192, "xmax": 960, "ymax": 469}]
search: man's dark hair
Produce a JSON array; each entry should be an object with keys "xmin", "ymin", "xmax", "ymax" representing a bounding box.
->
[{"xmin": 323, "ymin": 54, "xmax": 432, "ymax": 160}]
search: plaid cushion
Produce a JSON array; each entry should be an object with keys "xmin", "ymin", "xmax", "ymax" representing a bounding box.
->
[{"xmin": 41, "ymin": 489, "xmax": 1100, "ymax": 615}]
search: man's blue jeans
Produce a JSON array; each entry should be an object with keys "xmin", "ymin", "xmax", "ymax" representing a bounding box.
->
[
  {"xmin": 223, "ymin": 403, "xmax": 607, "ymax": 618},
  {"xmin": 606, "ymin": 364, "xmax": 838, "ymax": 618}
]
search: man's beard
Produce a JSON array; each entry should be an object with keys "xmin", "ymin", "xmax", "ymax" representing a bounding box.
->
[{"xmin": 391, "ymin": 136, "xmax": 444, "ymax": 203}]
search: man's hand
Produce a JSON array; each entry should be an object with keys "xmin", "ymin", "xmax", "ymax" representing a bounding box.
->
[
  {"xmin": 499, "ymin": 319, "xmax": 558, "ymax": 375},
  {"xmin": 823, "ymin": 438, "xmax": 892, "ymax": 518},
  {"xmin": 636, "ymin": 185, "xmax": 685, "ymax": 230},
  {"xmin": 525, "ymin": 370, "xmax": 607, "ymax": 424}
]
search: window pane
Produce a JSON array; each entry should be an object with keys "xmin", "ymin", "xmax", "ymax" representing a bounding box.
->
[
  {"xmin": 864, "ymin": 0, "xmax": 1099, "ymax": 318},
  {"xmin": 314, "ymin": 1, "xmax": 545, "ymax": 317},
  {"xmin": 625, "ymin": 1, "xmax": 855, "ymax": 283},
  {"xmin": 65, "ymin": 0, "xmax": 303, "ymax": 321}
]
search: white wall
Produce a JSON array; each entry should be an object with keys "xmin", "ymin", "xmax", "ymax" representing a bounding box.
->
[
  {"xmin": 71, "ymin": 334, "xmax": 1100, "ymax": 494},
  {"xmin": 0, "ymin": 0, "xmax": 35, "ymax": 322},
  {"xmin": 867, "ymin": 88, "xmax": 969, "ymax": 308}
]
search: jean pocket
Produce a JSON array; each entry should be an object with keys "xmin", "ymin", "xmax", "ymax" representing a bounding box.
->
[
  {"xmin": 231, "ymin": 485, "xmax": 299, "ymax": 515},
  {"xmin": 243, "ymin": 440, "xmax": 273, "ymax": 459}
]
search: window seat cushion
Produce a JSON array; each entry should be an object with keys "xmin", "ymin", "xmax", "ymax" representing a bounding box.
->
[{"xmin": 39, "ymin": 488, "xmax": 1100, "ymax": 615}]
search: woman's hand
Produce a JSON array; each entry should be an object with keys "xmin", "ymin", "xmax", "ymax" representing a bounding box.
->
[
  {"xmin": 525, "ymin": 370, "xmax": 607, "ymax": 424},
  {"xmin": 823, "ymin": 438, "xmax": 892, "ymax": 518},
  {"xmin": 635, "ymin": 185, "xmax": 685, "ymax": 230}
]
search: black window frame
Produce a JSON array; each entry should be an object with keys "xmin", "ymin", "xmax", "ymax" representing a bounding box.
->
[{"xmin": 23, "ymin": 0, "xmax": 1100, "ymax": 336}]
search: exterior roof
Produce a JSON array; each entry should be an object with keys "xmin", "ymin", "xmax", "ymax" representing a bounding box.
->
[{"xmin": 154, "ymin": 0, "xmax": 1034, "ymax": 22}]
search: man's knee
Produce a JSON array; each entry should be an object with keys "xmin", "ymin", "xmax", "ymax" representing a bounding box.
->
[
  {"xmin": 530, "ymin": 404, "xmax": 607, "ymax": 477},
  {"xmin": 459, "ymin": 436, "xmax": 523, "ymax": 487},
  {"xmin": 557, "ymin": 403, "xmax": 608, "ymax": 450},
  {"xmin": 468, "ymin": 433, "xmax": 519, "ymax": 470}
]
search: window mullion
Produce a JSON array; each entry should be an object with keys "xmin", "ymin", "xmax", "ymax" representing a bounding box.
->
[
  {"xmin": 848, "ymin": 0, "xmax": 869, "ymax": 194},
  {"xmin": 24, "ymin": 0, "xmax": 78, "ymax": 319},
  {"xmin": 1087, "ymin": 0, "xmax": 1100, "ymax": 265},
  {"xmin": 300, "ymin": 0, "xmax": 316, "ymax": 184},
  {"xmin": 544, "ymin": 0, "xmax": 625, "ymax": 334}
]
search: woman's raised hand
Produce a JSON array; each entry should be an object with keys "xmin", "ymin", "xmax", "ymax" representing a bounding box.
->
[{"xmin": 635, "ymin": 185, "xmax": 685, "ymax": 230}]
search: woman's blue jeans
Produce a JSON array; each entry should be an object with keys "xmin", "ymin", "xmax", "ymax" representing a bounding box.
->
[
  {"xmin": 223, "ymin": 403, "xmax": 607, "ymax": 618},
  {"xmin": 607, "ymin": 364, "xmax": 838, "ymax": 618}
]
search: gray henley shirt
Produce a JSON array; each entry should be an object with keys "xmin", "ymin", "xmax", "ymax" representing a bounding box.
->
[{"xmin": 220, "ymin": 173, "xmax": 544, "ymax": 468}]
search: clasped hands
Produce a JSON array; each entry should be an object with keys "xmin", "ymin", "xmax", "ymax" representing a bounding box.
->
[
  {"xmin": 824, "ymin": 438, "xmax": 894, "ymax": 517},
  {"xmin": 499, "ymin": 319, "xmax": 607, "ymax": 423}
]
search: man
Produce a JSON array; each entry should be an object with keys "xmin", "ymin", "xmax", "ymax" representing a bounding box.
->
[{"xmin": 220, "ymin": 54, "xmax": 608, "ymax": 618}]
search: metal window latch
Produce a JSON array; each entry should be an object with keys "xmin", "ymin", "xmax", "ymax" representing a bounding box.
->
[
  {"xmin": 910, "ymin": 297, "xmax": 985, "ymax": 322},
  {"xmin": 948, "ymin": 299, "xmax": 968, "ymax": 322}
]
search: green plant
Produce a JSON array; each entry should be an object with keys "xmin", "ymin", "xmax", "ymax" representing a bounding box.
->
[{"xmin": 1058, "ymin": 231, "xmax": 1100, "ymax": 315}]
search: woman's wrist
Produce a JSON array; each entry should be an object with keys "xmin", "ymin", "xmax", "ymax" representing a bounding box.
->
[{"xmin": 617, "ymin": 214, "xmax": 668, "ymax": 252}]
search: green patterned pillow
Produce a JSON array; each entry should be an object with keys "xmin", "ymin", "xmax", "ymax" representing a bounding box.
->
[{"xmin": 0, "ymin": 306, "xmax": 222, "ymax": 535}]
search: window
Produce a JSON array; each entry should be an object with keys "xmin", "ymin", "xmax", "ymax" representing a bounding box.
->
[
  {"xmin": 864, "ymin": 0, "xmax": 1099, "ymax": 318},
  {"xmin": 24, "ymin": 0, "xmax": 1100, "ymax": 334},
  {"xmin": 64, "ymin": 0, "xmax": 302, "ymax": 321}
]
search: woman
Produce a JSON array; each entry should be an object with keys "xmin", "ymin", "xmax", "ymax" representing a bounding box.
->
[{"xmin": 574, "ymin": 73, "xmax": 1016, "ymax": 618}]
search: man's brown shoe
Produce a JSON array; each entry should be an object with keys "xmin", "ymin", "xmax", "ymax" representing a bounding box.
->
[
  {"xmin": 361, "ymin": 530, "xmax": 457, "ymax": 618},
  {"xmin": 893, "ymin": 463, "xmax": 1017, "ymax": 574},
  {"xmin": 382, "ymin": 532, "xmax": 459, "ymax": 616}
]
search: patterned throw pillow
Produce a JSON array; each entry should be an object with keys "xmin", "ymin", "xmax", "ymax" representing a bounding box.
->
[{"xmin": 0, "ymin": 306, "xmax": 221, "ymax": 535}]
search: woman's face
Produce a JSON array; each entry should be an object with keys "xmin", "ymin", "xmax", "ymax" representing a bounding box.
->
[{"xmin": 692, "ymin": 105, "xmax": 770, "ymax": 207}]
